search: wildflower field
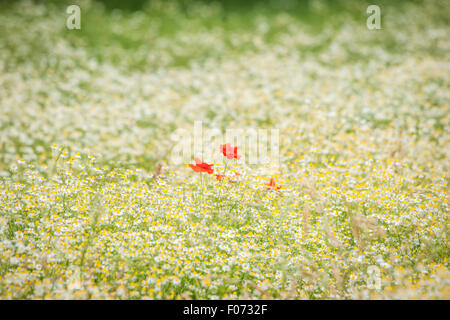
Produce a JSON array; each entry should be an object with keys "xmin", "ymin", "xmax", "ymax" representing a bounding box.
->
[{"xmin": 0, "ymin": 0, "xmax": 449, "ymax": 299}]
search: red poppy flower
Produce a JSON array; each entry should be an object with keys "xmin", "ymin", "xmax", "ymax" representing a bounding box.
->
[
  {"xmin": 189, "ymin": 158, "xmax": 214, "ymax": 174},
  {"xmin": 220, "ymin": 143, "xmax": 241, "ymax": 160},
  {"xmin": 215, "ymin": 174, "xmax": 224, "ymax": 181},
  {"xmin": 267, "ymin": 178, "xmax": 281, "ymax": 191}
]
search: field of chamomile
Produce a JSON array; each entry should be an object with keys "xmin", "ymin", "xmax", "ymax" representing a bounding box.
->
[{"xmin": 0, "ymin": 0, "xmax": 448, "ymax": 299}]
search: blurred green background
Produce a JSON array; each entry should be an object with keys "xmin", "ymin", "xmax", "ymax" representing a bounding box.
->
[
  {"xmin": 2, "ymin": 0, "xmax": 447, "ymax": 73},
  {"xmin": 0, "ymin": 0, "xmax": 448, "ymax": 170}
]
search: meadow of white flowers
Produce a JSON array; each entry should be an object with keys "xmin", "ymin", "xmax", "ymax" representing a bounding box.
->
[{"xmin": 0, "ymin": 0, "xmax": 448, "ymax": 299}]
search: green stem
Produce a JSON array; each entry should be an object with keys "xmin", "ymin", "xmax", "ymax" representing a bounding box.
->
[{"xmin": 200, "ymin": 172, "xmax": 204, "ymax": 208}]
